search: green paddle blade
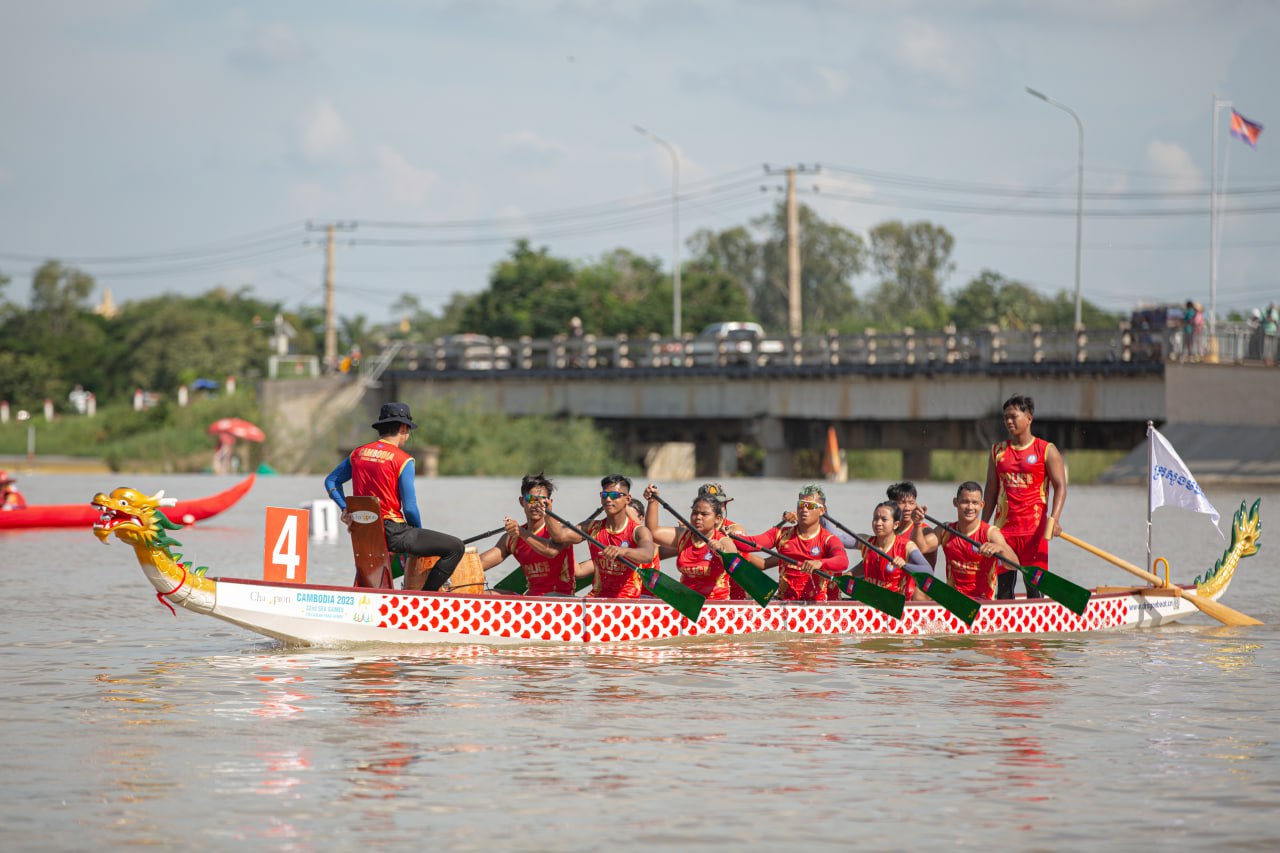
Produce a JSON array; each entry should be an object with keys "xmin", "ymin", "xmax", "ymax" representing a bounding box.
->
[
  {"xmin": 718, "ymin": 551, "xmax": 777, "ymax": 607},
  {"xmin": 1021, "ymin": 565, "xmax": 1091, "ymax": 616},
  {"xmin": 835, "ymin": 576, "xmax": 905, "ymax": 620},
  {"xmin": 639, "ymin": 567, "xmax": 706, "ymax": 622},
  {"xmin": 392, "ymin": 554, "xmax": 404, "ymax": 581},
  {"xmin": 492, "ymin": 566, "xmax": 528, "ymax": 593},
  {"xmin": 909, "ymin": 571, "xmax": 981, "ymax": 626}
]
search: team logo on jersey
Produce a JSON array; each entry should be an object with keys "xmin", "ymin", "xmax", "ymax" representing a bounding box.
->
[
  {"xmin": 621, "ymin": 540, "xmax": 631, "ymax": 548},
  {"xmin": 810, "ymin": 545, "xmax": 821, "ymax": 556},
  {"xmin": 1027, "ymin": 454, "xmax": 1038, "ymax": 464}
]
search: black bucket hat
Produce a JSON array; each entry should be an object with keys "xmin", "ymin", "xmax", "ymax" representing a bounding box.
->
[{"xmin": 372, "ymin": 402, "xmax": 418, "ymax": 430}]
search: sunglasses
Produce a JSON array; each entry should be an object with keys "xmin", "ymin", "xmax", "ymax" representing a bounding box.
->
[
  {"xmin": 521, "ymin": 494, "xmax": 547, "ymax": 505},
  {"xmin": 600, "ymin": 490, "xmax": 629, "ymax": 500},
  {"xmin": 797, "ymin": 500, "xmax": 824, "ymax": 511}
]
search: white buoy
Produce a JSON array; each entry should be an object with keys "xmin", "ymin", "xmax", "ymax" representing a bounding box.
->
[{"xmin": 307, "ymin": 500, "xmax": 340, "ymax": 540}]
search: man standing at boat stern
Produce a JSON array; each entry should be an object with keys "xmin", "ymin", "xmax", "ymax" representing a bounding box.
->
[
  {"xmin": 981, "ymin": 394, "xmax": 1066, "ymax": 600},
  {"xmin": 324, "ymin": 402, "xmax": 465, "ymax": 591}
]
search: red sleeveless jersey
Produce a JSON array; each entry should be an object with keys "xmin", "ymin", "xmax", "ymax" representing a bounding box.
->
[
  {"xmin": 861, "ymin": 536, "xmax": 915, "ymax": 599},
  {"xmin": 991, "ymin": 437, "xmax": 1051, "ymax": 536},
  {"xmin": 674, "ymin": 529, "xmax": 731, "ymax": 600},
  {"xmin": 938, "ymin": 522, "xmax": 999, "ymax": 600},
  {"xmin": 746, "ymin": 526, "xmax": 848, "ymax": 601},
  {"xmin": 350, "ymin": 440, "xmax": 413, "ymax": 523},
  {"xmin": 586, "ymin": 516, "xmax": 658, "ymax": 599},
  {"xmin": 508, "ymin": 523, "xmax": 576, "ymax": 596}
]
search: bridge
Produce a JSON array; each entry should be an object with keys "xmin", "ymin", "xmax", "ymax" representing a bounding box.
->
[{"xmin": 330, "ymin": 324, "xmax": 1279, "ymax": 480}]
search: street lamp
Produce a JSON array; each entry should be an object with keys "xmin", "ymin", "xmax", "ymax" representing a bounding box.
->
[
  {"xmin": 1026, "ymin": 86, "xmax": 1084, "ymax": 331},
  {"xmin": 634, "ymin": 124, "xmax": 682, "ymax": 338}
]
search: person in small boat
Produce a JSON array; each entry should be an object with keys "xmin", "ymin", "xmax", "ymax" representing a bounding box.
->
[
  {"xmin": 911, "ymin": 481, "xmax": 1018, "ymax": 600},
  {"xmin": 735, "ymin": 484, "xmax": 848, "ymax": 601},
  {"xmin": 546, "ymin": 474, "xmax": 658, "ymax": 599},
  {"xmin": 477, "ymin": 472, "xmax": 578, "ymax": 596},
  {"xmin": 323, "ymin": 402, "xmax": 464, "ymax": 592},
  {"xmin": 846, "ymin": 501, "xmax": 933, "ymax": 601},
  {"xmin": 0, "ymin": 470, "xmax": 27, "ymax": 510},
  {"xmin": 982, "ymin": 393, "xmax": 1066, "ymax": 600},
  {"xmin": 642, "ymin": 484, "xmax": 740, "ymax": 600}
]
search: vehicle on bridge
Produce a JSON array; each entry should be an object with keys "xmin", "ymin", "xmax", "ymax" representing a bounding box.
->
[{"xmin": 688, "ymin": 321, "xmax": 785, "ymax": 367}]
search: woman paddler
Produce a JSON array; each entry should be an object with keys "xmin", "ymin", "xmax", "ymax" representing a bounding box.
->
[
  {"xmin": 642, "ymin": 484, "xmax": 740, "ymax": 600},
  {"xmin": 735, "ymin": 484, "xmax": 848, "ymax": 601},
  {"xmin": 476, "ymin": 473, "xmax": 578, "ymax": 596},
  {"xmin": 847, "ymin": 500, "xmax": 933, "ymax": 601}
]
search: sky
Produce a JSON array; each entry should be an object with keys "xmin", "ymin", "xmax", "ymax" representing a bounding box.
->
[{"xmin": 1, "ymin": 0, "xmax": 1278, "ymax": 330}]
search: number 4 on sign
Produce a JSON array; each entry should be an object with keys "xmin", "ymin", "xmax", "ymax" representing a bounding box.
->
[{"xmin": 264, "ymin": 507, "xmax": 309, "ymax": 584}]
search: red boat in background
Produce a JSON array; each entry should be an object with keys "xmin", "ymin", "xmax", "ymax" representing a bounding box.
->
[{"xmin": 0, "ymin": 474, "xmax": 254, "ymax": 530}]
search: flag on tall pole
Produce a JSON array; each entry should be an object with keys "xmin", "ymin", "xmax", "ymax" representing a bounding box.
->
[
  {"xmin": 1229, "ymin": 108, "xmax": 1263, "ymax": 148},
  {"xmin": 1149, "ymin": 427, "xmax": 1223, "ymax": 537}
]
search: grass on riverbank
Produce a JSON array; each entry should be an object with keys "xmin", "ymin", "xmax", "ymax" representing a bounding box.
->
[{"xmin": 837, "ymin": 448, "xmax": 1125, "ymax": 485}]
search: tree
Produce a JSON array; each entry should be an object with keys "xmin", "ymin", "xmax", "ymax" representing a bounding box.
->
[
  {"xmin": 689, "ymin": 203, "xmax": 864, "ymax": 334},
  {"xmin": 866, "ymin": 221, "xmax": 955, "ymax": 330},
  {"xmin": 459, "ymin": 240, "xmax": 579, "ymax": 339},
  {"xmin": 30, "ymin": 260, "xmax": 96, "ymax": 337},
  {"xmin": 951, "ymin": 270, "xmax": 1044, "ymax": 330}
]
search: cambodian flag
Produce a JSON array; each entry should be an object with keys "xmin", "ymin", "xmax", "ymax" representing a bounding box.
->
[{"xmin": 1230, "ymin": 109, "xmax": 1263, "ymax": 148}]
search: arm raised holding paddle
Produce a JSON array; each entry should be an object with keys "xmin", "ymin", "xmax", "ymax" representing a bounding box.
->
[{"xmin": 734, "ymin": 484, "xmax": 848, "ymax": 602}]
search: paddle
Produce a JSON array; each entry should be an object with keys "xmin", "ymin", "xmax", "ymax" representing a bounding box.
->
[
  {"xmin": 543, "ymin": 507, "xmax": 705, "ymax": 622},
  {"xmin": 650, "ymin": 492, "xmax": 778, "ymax": 607},
  {"xmin": 824, "ymin": 513, "xmax": 981, "ymax": 626},
  {"xmin": 492, "ymin": 507, "xmax": 603, "ymax": 594},
  {"xmin": 724, "ymin": 531, "xmax": 905, "ymax": 619},
  {"xmin": 1059, "ymin": 532, "xmax": 1261, "ymax": 627},
  {"xmin": 923, "ymin": 513, "xmax": 1092, "ymax": 616}
]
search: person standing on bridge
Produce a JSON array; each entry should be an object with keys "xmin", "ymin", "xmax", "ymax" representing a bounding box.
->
[
  {"xmin": 981, "ymin": 394, "xmax": 1066, "ymax": 600},
  {"xmin": 323, "ymin": 402, "xmax": 465, "ymax": 592}
]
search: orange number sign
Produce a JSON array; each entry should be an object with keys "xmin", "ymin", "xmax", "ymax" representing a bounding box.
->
[{"xmin": 264, "ymin": 506, "xmax": 309, "ymax": 584}]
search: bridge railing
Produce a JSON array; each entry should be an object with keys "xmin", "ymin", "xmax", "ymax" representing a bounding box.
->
[{"xmin": 381, "ymin": 323, "xmax": 1259, "ymax": 374}]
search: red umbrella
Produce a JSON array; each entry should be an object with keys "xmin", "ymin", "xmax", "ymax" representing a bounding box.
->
[{"xmin": 208, "ymin": 417, "xmax": 266, "ymax": 443}]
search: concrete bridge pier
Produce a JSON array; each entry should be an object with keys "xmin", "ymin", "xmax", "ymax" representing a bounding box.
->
[
  {"xmin": 902, "ymin": 447, "xmax": 932, "ymax": 482},
  {"xmin": 760, "ymin": 417, "xmax": 799, "ymax": 478}
]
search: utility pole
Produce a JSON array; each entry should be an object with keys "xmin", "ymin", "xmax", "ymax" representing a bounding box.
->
[
  {"xmin": 306, "ymin": 221, "xmax": 357, "ymax": 372},
  {"xmin": 764, "ymin": 164, "xmax": 819, "ymax": 337}
]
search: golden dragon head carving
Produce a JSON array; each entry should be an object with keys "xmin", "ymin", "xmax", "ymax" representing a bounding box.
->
[{"xmin": 92, "ymin": 486, "xmax": 183, "ymax": 549}]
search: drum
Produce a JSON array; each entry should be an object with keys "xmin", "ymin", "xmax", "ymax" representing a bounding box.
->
[{"xmin": 441, "ymin": 547, "xmax": 486, "ymax": 594}]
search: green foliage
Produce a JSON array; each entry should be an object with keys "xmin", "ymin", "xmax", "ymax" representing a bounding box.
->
[
  {"xmin": 865, "ymin": 220, "xmax": 955, "ymax": 330},
  {"xmin": 459, "ymin": 240, "xmax": 579, "ymax": 338},
  {"xmin": 950, "ymin": 269, "xmax": 1122, "ymax": 332},
  {"xmin": 408, "ymin": 398, "xmax": 634, "ymax": 477}
]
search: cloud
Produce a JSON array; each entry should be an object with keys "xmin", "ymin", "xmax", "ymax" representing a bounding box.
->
[
  {"xmin": 290, "ymin": 180, "xmax": 340, "ymax": 216},
  {"xmin": 298, "ymin": 98, "xmax": 351, "ymax": 163},
  {"xmin": 1145, "ymin": 140, "xmax": 1201, "ymax": 192},
  {"xmin": 373, "ymin": 146, "xmax": 439, "ymax": 206},
  {"xmin": 229, "ymin": 22, "xmax": 308, "ymax": 73},
  {"xmin": 682, "ymin": 60, "xmax": 854, "ymax": 111},
  {"xmin": 501, "ymin": 129, "xmax": 574, "ymax": 165}
]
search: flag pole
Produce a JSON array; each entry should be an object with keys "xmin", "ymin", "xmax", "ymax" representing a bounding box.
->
[{"xmin": 1152, "ymin": 417, "xmax": 1162, "ymax": 571}]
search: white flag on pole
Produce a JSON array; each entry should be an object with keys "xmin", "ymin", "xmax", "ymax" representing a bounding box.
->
[{"xmin": 1149, "ymin": 427, "xmax": 1222, "ymax": 537}]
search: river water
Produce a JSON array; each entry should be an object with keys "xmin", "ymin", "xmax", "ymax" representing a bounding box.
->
[{"xmin": 2, "ymin": 473, "xmax": 1277, "ymax": 851}]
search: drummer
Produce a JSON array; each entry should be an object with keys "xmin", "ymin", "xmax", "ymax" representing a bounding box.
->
[
  {"xmin": 476, "ymin": 473, "xmax": 578, "ymax": 595},
  {"xmin": 0, "ymin": 470, "xmax": 27, "ymax": 510}
]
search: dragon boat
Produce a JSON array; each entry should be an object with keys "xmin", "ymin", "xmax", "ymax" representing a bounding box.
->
[
  {"xmin": 2, "ymin": 474, "xmax": 254, "ymax": 531},
  {"xmin": 92, "ymin": 484, "xmax": 1261, "ymax": 646}
]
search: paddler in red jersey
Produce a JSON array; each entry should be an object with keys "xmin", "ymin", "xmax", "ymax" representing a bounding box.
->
[
  {"xmin": 848, "ymin": 501, "xmax": 934, "ymax": 600},
  {"xmin": 642, "ymin": 484, "xmax": 740, "ymax": 600},
  {"xmin": 736, "ymin": 484, "xmax": 847, "ymax": 601},
  {"xmin": 695, "ymin": 482, "xmax": 766, "ymax": 600},
  {"xmin": 887, "ymin": 481, "xmax": 938, "ymax": 569},
  {"xmin": 477, "ymin": 472, "xmax": 578, "ymax": 596},
  {"xmin": 913, "ymin": 481, "xmax": 1018, "ymax": 600},
  {"xmin": 323, "ymin": 402, "xmax": 464, "ymax": 591},
  {"xmin": 0, "ymin": 470, "xmax": 27, "ymax": 511},
  {"xmin": 982, "ymin": 393, "xmax": 1066, "ymax": 600},
  {"xmin": 546, "ymin": 474, "xmax": 658, "ymax": 599}
]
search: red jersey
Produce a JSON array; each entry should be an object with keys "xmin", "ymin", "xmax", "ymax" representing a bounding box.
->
[
  {"xmin": 938, "ymin": 522, "xmax": 999, "ymax": 600},
  {"xmin": 742, "ymin": 526, "xmax": 847, "ymax": 601},
  {"xmin": 586, "ymin": 516, "xmax": 658, "ymax": 599},
  {"xmin": 350, "ymin": 440, "xmax": 414, "ymax": 523},
  {"xmin": 508, "ymin": 524, "xmax": 576, "ymax": 596},
  {"xmin": 724, "ymin": 517, "xmax": 749, "ymax": 600},
  {"xmin": 861, "ymin": 536, "xmax": 916, "ymax": 599},
  {"xmin": 674, "ymin": 529, "xmax": 731, "ymax": 600},
  {"xmin": 991, "ymin": 437, "xmax": 1052, "ymax": 536}
]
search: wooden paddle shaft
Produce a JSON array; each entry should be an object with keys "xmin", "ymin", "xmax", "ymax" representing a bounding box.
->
[{"xmin": 1058, "ymin": 532, "xmax": 1162, "ymax": 585}]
